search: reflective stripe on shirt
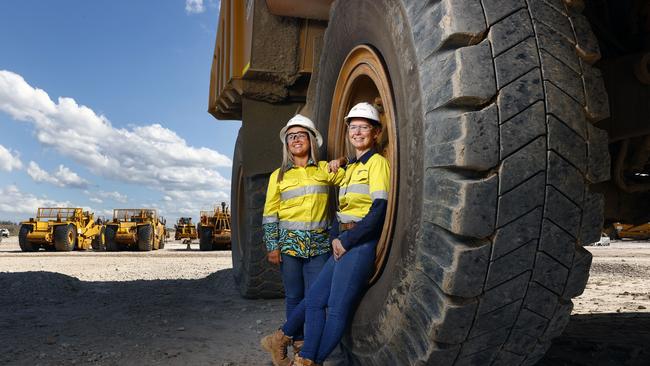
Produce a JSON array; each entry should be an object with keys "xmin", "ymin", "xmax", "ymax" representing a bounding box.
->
[
  {"xmin": 279, "ymin": 219, "xmax": 330, "ymax": 231},
  {"xmin": 281, "ymin": 185, "xmax": 329, "ymax": 201},
  {"xmin": 262, "ymin": 215, "xmax": 279, "ymax": 224}
]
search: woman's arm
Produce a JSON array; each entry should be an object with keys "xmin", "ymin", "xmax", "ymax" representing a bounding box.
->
[{"xmin": 262, "ymin": 170, "xmax": 281, "ymax": 264}]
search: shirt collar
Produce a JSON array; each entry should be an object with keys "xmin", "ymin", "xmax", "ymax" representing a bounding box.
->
[
  {"xmin": 348, "ymin": 149, "xmax": 377, "ymax": 165},
  {"xmin": 287, "ymin": 158, "xmax": 316, "ymax": 169}
]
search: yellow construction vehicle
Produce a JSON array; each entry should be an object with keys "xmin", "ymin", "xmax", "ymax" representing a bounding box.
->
[
  {"xmin": 18, "ymin": 208, "xmax": 104, "ymax": 252},
  {"xmin": 197, "ymin": 202, "xmax": 231, "ymax": 251},
  {"xmin": 174, "ymin": 217, "xmax": 198, "ymax": 242},
  {"xmin": 105, "ymin": 209, "xmax": 166, "ymax": 251},
  {"xmin": 607, "ymin": 222, "xmax": 650, "ymax": 240},
  {"xmin": 209, "ymin": 1, "xmax": 650, "ymax": 364}
]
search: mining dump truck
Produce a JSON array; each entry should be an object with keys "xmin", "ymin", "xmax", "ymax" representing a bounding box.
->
[
  {"xmin": 105, "ymin": 209, "xmax": 166, "ymax": 251},
  {"xmin": 175, "ymin": 217, "xmax": 199, "ymax": 242},
  {"xmin": 18, "ymin": 208, "xmax": 104, "ymax": 252},
  {"xmin": 198, "ymin": 203, "xmax": 232, "ymax": 251},
  {"xmin": 209, "ymin": 1, "xmax": 650, "ymax": 364}
]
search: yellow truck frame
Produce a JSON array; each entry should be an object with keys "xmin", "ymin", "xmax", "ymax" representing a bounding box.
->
[
  {"xmin": 198, "ymin": 203, "xmax": 231, "ymax": 251},
  {"xmin": 174, "ymin": 217, "xmax": 198, "ymax": 242},
  {"xmin": 19, "ymin": 208, "xmax": 104, "ymax": 252},
  {"xmin": 609, "ymin": 222, "xmax": 650, "ymax": 240},
  {"xmin": 105, "ymin": 209, "xmax": 166, "ymax": 251}
]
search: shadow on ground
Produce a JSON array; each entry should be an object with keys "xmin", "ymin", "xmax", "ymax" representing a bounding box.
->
[
  {"xmin": 0, "ymin": 270, "xmax": 284, "ymax": 366},
  {"xmin": 538, "ymin": 313, "xmax": 650, "ymax": 366},
  {"xmin": 1, "ymin": 271, "xmax": 649, "ymax": 365}
]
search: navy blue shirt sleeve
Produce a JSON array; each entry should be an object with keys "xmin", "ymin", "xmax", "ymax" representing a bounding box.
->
[
  {"xmin": 329, "ymin": 214, "xmax": 340, "ymax": 245},
  {"xmin": 337, "ymin": 199, "xmax": 387, "ymax": 250}
]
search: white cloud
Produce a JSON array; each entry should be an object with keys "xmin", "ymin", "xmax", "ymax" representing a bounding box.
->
[
  {"xmin": 89, "ymin": 197, "xmax": 103, "ymax": 204},
  {"xmin": 158, "ymin": 189, "xmax": 230, "ymax": 220},
  {"xmin": 0, "ymin": 185, "xmax": 72, "ymax": 217},
  {"xmin": 97, "ymin": 190, "xmax": 128, "ymax": 203},
  {"xmin": 0, "ymin": 70, "xmax": 231, "ymax": 196},
  {"xmin": 185, "ymin": 0, "xmax": 205, "ymax": 14},
  {"xmin": 27, "ymin": 161, "xmax": 90, "ymax": 189},
  {"xmin": 0, "ymin": 144, "xmax": 22, "ymax": 171}
]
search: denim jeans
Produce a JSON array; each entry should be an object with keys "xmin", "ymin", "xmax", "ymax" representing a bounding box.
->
[
  {"xmin": 281, "ymin": 252, "xmax": 330, "ymax": 341},
  {"xmin": 282, "ymin": 239, "xmax": 377, "ymax": 363}
]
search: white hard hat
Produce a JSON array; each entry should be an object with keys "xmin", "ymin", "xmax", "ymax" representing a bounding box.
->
[
  {"xmin": 344, "ymin": 102, "xmax": 380, "ymax": 125},
  {"xmin": 278, "ymin": 114, "xmax": 323, "ymax": 147}
]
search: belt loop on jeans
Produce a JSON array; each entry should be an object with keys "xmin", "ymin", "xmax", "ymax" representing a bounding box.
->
[{"xmin": 340, "ymin": 222, "xmax": 357, "ymax": 232}]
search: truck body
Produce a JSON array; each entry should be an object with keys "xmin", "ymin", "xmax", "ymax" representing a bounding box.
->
[
  {"xmin": 175, "ymin": 217, "xmax": 198, "ymax": 241},
  {"xmin": 208, "ymin": 1, "xmax": 650, "ymax": 364},
  {"xmin": 18, "ymin": 208, "xmax": 104, "ymax": 252},
  {"xmin": 198, "ymin": 203, "xmax": 232, "ymax": 251},
  {"xmin": 105, "ymin": 209, "xmax": 166, "ymax": 251}
]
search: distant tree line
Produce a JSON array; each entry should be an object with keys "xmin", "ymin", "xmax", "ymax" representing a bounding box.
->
[{"xmin": 0, "ymin": 220, "xmax": 19, "ymax": 235}]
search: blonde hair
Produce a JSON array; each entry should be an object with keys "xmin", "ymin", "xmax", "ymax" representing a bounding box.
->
[{"xmin": 277, "ymin": 131, "xmax": 319, "ymax": 182}]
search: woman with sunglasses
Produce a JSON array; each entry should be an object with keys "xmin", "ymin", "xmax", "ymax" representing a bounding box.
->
[
  {"xmin": 262, "ymin": 103, "xmax": 390, "ymax": 366},
  {"xmin": 261, "ymin": 114, "xmax": 346, "ymax": 363}
]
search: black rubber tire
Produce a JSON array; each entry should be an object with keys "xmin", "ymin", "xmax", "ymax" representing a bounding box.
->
[
  {"xmin": 311, "ymin": 1, "xmax": 610, "ymax": 365},
  {"xmin": 230, "ymin": 130, "xmax": 283, "ymax": 299},
  {"xmin": 137, "ymin": 224, "xmax": 153, "ymax": 251},
  {"xmin": 199, "ymin": 226, "xmax": 213, "ymax": 251},
  {"xmin": 54, "ymin": 224, "xmax": 76, "ymax": 252},
  {"xmin": 159, "ymin": 234, "xmax": 165, "ymax": 249},
  {"xmin": 105, "ymin": 225, "xmax": 119, "ymax": 251},
  {"xmin": 18, "ymin": 224, "xmax": 38, "ymax": 252},
  {"xmin": 91, "ymin": 227, "xmax": 106, "ymax": 251}
]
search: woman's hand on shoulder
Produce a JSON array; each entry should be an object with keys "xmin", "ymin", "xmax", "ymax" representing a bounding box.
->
[
  {"xmin": 267, "ymin": 249, "xmax": 282, "ymax": 265},
  {"xmin": 328, "ymin": 157, "xmax": 347, "ymax": 173},
  {"xmin": 332, "ymin": 238, "xmax": 347, "ymax": 260}
]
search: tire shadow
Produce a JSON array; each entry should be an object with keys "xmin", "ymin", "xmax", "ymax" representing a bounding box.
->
[{"xmin": 538, "ymin": 313, "xmax": 650, "ymax": 366}]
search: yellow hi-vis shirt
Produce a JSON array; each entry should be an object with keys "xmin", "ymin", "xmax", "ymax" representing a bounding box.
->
[
  {"xmin": 263, "ymin": 160, "xmax": 345, "ymax": 257},
  {"xmin": 337, "ymin": 151, "xmax": 390, "ymax": 223}
]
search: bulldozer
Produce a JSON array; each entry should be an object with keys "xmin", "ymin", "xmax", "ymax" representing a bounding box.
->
[
  {"xmin": 105, "ymin": 209, "xmax": 166, "ymax": 251},
  {"xmin": 197, "ymin": 202, "xmax": 232, "ymax": 251},
  {"xmin": 174, "ymin": 217, "xmax": 198, "ymax": 242},
  {"xmin": 209, "ymin": 1, "xmax": 650, "ymax": 364},
  {"xmin": 18, "ymin": 208, "xmax": 104, "ymax": 252}
]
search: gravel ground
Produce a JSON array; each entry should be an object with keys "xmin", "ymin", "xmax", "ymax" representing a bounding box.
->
[{"xmin": 1, "ymin": 237, "xmax": 649, "ymax": 365}]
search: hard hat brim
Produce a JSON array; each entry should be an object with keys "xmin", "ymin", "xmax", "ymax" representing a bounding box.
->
[{"xmin": 279, "ymin": 124, "xmax": 323, "ymax": 147}]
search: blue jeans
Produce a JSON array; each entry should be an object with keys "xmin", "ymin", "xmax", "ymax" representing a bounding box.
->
[
  {"xmin": 281, "ymin": 253, "xmax": 330, "ymax": 341},
  {"xmin": 282, "ymin": 240, "xmax": 377, "ymax": 363}
]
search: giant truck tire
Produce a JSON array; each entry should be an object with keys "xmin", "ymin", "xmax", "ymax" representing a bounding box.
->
[
  {"xmin": 18, "ymin": 224, "xmax": 39, "ymax": 252},
  {"xmin": 230, "ymin": 131, "xmax": 284, "ymax": 299},
  {"xmin": 199, "ymin": 226, "xmax": 213, "ymax": 251},
  {"xmin": 311, "ymin": 1, "xmax": 610, "ymax": 365},
  {"xmin": 91, "ymin": 227, "xmax": 106, "ymax": 251},
  {"xmin": 137, "ymin": 224, "xmax": 154, "ymax": 251},
  {"xmin": 54, "ymin": 224, "xmax": 76, "ymax": 252},
  {"xmin": 105, "ymin": 225, "xmax": 119, "ymax": 251}
]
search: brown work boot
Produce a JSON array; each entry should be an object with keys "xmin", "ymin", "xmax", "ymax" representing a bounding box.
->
[
  {"xmin": 261, "ymin": 329, "xmax": 292, "ymax": 366},
  {"xmin": 291, "ymin": 354, "xmax": 321, "ymax": 366},
  {"xmin": 292, "ymin": 339, "xmax": 304, "ymax": 357}
]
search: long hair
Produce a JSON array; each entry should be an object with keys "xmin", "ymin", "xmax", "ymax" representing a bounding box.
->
[{"xmin": 277, "ymin": 131, "xmax": 319, "ymax": 182}]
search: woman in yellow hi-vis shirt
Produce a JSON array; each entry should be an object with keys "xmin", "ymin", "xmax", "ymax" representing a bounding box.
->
[
  {"xmin": 261, "ymin": 114, "xmax": 346, "ymax": 363},
  {"xmin": 262, "ymin": 103, "xmax": 390, "ymax": 366}
]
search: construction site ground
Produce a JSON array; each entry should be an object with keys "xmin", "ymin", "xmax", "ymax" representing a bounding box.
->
[{"xmin": 1, "ymin": 237, "xmax": 649, "ymax": 366}]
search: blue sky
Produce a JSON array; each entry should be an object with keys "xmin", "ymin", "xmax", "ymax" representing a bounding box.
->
[{"xmin": 0, "ymin": 0, "xmax": 241, "ymax": 223}]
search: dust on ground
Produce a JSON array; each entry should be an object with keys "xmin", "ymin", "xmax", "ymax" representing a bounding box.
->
[{"xmin": 1, "ymin": 237, "xmax": 649, "ymax": 365}]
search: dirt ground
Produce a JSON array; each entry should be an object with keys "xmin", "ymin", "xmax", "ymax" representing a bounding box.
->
[{"xmin": 1, "ymin": 237, "xmax": 649, "ymax": 366}]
